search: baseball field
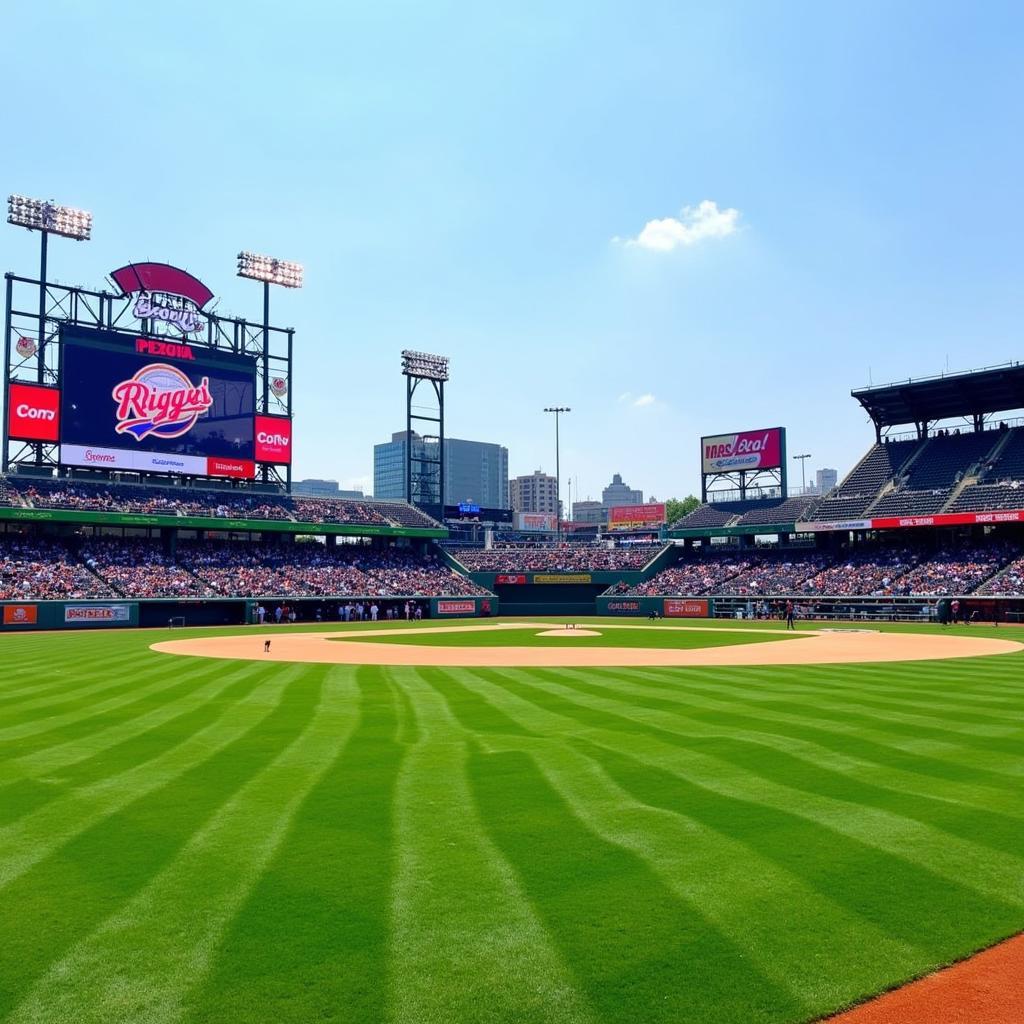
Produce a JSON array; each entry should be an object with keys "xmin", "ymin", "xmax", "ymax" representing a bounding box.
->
[{"xmin": 2, "ymin": 616, "xmax": 1022, "ymax": 1023}]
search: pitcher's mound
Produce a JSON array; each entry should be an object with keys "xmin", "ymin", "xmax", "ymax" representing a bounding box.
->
[{"xmin": 538, "ymin": 628, "xmax": 602, "ymax": 637}]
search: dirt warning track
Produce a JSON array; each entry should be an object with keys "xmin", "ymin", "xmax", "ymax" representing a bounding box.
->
[{"xmin": 151, "ymin": 622, "xmax": 1024, "ymax": 668}]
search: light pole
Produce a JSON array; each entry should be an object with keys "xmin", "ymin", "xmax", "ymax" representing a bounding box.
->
[
  {"xmin": 544, "ymin": 407, "xmax": 570, "ymax": 542},
  {"xmin": 793, "ymin": 453, "xmax": 811, "ymax": 494},
  {"xmin": 237, "ymin": 252, "xmax": 303, "ymax": 485},
  {"xmin": 7, "ymin": 195, "xmax": 92, "ymax": 384}
]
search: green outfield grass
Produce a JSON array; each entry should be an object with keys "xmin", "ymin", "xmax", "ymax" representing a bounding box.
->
[
  {"xmin": 331, "ymin": 622, "xmax": 808, "ymax": 649},
  {"xmin": 0, "ymin": 617, "xmax": 1022, "ymax": 1023}
]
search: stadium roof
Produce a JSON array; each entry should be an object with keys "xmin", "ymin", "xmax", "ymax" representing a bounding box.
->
[{"xmin": 852, "ymin": 362, "xmax": 1024, "ymax": 428}]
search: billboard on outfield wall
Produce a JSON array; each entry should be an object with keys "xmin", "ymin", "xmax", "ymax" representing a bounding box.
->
[
  {"xmin": 664, "ymin": 598, "xmax": 709, "ymax": 617},
  {"xmin": 3, "ymin": 604, "xmax": 37, "ymax": 625},
  {"xmin": 702, "ymin": 427, "xmax": 784, "ymax": 474},
  {"xmin": 609, "ymin": 503, "xmax": 666, "ymax": 530},
  {"xmin": 516, "ymin": 512, "xmax": 557, "ymax": 532}
]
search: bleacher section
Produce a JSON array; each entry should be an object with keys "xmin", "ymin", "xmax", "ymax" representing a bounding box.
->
[
  {"xmin": 866, "ymin": 431, "xmax": 999, "ymax": 517},
  {"xmin": 0, "ymin": 477, "xmax": 442, "ymax": 531},
  {"xmin": 809, "ymin": 439, "xmax": 919, "ymax": 521}
]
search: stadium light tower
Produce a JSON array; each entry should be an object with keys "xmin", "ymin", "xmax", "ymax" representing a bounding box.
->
[
  {"xmin": 236, "ymin": 250, "xmax": 303, "ymax": 416},
  {"xmin": 793, "ymin": 452, "xmax": 811, "ymax": 494},
  {"xmin": 7, "ymin": 194, "xmax": 92, "ymax": 383},
  {"xmin": 402, "ymin": 351, "xmax": 449, "ymax": 516},
  {"xmin": 544, "ymin": 407, "xmax": 571, "ymax": 542}
]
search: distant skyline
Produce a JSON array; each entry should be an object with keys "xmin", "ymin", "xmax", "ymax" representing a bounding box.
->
[{"xmin": 3, "ymin": 2, "xmax": 1023, "ymax": 501}]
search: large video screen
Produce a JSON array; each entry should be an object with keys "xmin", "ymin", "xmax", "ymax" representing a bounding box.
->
[
  {"xmin": 701, "ymin": 427, "xmax": 785, "ymax": 475},
  {"xmin": 59, "ymin": 325, "xmax": 257, "ymax": 478}
]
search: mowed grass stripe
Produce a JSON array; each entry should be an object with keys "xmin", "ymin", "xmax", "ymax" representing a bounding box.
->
[
  {"xmin": 0, "ymin": 665, "xmax": 270, "ymax": 830},
  {"xmin": 6, "ymin": 668, "xmax": 356, "ymax": 1024},
  {"xmin": 470, "ymin": 743, "xmax": 804, "ymax": 1024},
  {"xmin": 553, "ymin": 668, "xmax": 1024, "ymax": 818},
  {"xmin": 664, "ymin": 681, "xmax": 1024, "ymax": 784},
  {"xmin": 0, "ymin": 665, "xmax": 318, "ymax": 1018},
  {"xmin": 182, "ymin": 666, "xmax": 402, "ymax": 1024},
  {"xmin": 459, "ymin": 669, "xmax": 1024, "ymax": 972},
  {"xmin": 0, "ymin": 665, "xmax": 305, "ymax": 893},
  {"xmin": 485, "ymin": 669, "xmax": 1024, "ymax": 906},
  {"xmin": 392, "ymin": 667, "xmax": 594, "ymax": 1024},
  {"xmin": 0, "ymin": 658, "xmax": 225, "ymax": 752},
  {"xmin": 445, "ymin": 670, "xmax": 922, "ymax": 1012},
  {"xmin": 0, "ymin": 645, "xmax": 194, "ymax": 717}
]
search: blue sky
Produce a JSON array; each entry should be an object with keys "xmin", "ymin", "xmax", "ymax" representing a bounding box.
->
[{"xmin": 3, "ymin": 1, "xmax": 1023, "ymax": 501}]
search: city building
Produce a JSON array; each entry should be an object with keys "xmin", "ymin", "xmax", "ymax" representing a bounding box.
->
[
  {"xmin": 510, "ymin": 469, "xmax": 560, "ymax": 516},
  {"xmin": 572, "ymin": 500, "xmax": 606, "ymax": 525},
  {"xmin": 373, "ymin": 431, "xmax": 509, "ymax": 507},
  {"xmin": 291, "ymin": 478, "xmax": 366, "ymax": 499},
  {"xmin": 602, "ymin": 473, "xmax": 643, "ymax": 507},
  {"xmin": 816, "ymin": 467, "xmax": 838, "ymax": 495}
]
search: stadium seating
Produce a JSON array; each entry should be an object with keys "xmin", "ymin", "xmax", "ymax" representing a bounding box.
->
[
  {"xmin": 807, "ymin": 439, "xmax": 919, "ymax": 520},
  {"xmin": 450, "ymin": 544, "xmax": 665, "ymax": 572},
  {"xmin": 0, "ymin": 536, "xmax": 112, "ymax": 600},
  {"xmin": 628, "ymin": 542, "xmax": 1018, "ymax": 597},
  {"xmin": 1, "ymin": 476, "xmax": 442, "ymax": 530}
]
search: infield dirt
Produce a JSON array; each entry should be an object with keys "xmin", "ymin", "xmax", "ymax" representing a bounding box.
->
[{"xmin": 152, "ymin": 622, "xmax": 1024, "ymax": 668}]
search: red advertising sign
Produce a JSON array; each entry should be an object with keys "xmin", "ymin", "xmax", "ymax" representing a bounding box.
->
[
  {"xmin": 803, "ymin": 508, "xmax": 1024, "ymax": 533},
  {"xmin": 664, "ymin": 598, "xmax": 709, "ymax": 618},
  {"xmin": 8, "ymin": 382, "xmax": 60, "ymax": 442},
  {"xmin": 702, "ymin": 427, "xmax": 783, "ymax": 474},
  {"xmin": 436, "ymin": 600, "xmax": 477, "ymax": 615},
  {"xmin": 495, "ymin": 574, "xmax": 527, "ymax": 585},
  {"xmin": 255, "ymin": 415, "xmax": 292, "ymax": 464},
  {"xmin": 206, "ymin": 457, "xmax": 256, "ymax": 479},
  {"xmin": 3, "ymin": 604, "xmax": 37, "ymax": 625},
  {"xmin": 609, "ymin": 503, "xmax": 666, "ymax": 530}
]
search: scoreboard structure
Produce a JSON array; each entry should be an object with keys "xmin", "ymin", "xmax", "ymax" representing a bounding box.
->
[{"xmin": 3, "ymin": 257, "xmax": 294, "ymax": 487}]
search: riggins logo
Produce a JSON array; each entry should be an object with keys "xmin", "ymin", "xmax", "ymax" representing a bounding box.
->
[{"xmin": 112, "ymin": 363, "xmax": 213, "ymax": 441}]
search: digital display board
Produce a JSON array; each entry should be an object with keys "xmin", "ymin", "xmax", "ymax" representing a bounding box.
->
[
  {"xmin": 701, "ymin": 427, "xmax": 784, "ymax": 475},
  {"xmin": 59, "ymin": 325, "xmax": 257, "ymax": 478},
  {"xmin": 608, "ymin": 502, "xmax": 666, "ymax": 530}
]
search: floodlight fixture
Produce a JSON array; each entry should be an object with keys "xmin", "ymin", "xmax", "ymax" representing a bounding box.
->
[
  {"xmin": 236, "ymin": 251, "xmax": 304, "ymax": 288},
  {"xmin": 7, "ymin": 194, "xmax": 92, "ymax": 240},
  {"xmin": 401, "ymin": 349, "xmax": 449, "ymax": 381}
]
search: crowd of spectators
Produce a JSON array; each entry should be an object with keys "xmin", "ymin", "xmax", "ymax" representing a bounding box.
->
[
  {"xmin": 980, "ymin": 556, "xmax": 1024, "ymax": 596},
  {"xmin": 894, "ymin": 543, "xmax": 1014, "ymax": 596},
  {"xmin": 452, "ymin": 543, "xmax": 664, "ymax": 572},
  {"xmin": 0, "ymin": 536, "xmax": 112, "ymax": 600},
  {"xmin": 622, "ymin": 556, "xmax": 752, "ymax": 596},
  {"xmin": 180, "ymin": 543, "xmax": 488, "ymax": 598},
  {"xmin": 81, "ymin": 539, "xmax": 215, "ymax": 598},
  {"xmin": 1, "ymin": 477, "xmax": 440, "ymax": 529},
  {"xmin": 621, "ymin": 542, "xmax": 1020, "ymax": 597},
  {"xmin": 715, "ymin": 553, "xmax": 834, "ymax": 595},
  {"xmin": 799, "ymin": 547, "xmax": 924, "ymax": 597}
]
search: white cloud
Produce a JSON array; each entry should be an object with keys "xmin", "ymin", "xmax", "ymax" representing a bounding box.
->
[
  {"xmin": 620, "ymin": 199, "xmax": 740, "ymax": 252},
  {"xmin": 633, "ymin": 393, "xmax": 656, "ymax": 408},
  {"xmin": 617, "ymin": 391, "xmax": 633, "ymax": 404}
]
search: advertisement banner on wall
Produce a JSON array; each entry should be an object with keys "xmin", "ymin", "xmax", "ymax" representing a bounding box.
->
[
  {"xmin": 664, "ymin": 598, "xmax": 709, "ymax": 618},
  {"xmin": 533, "ymin": 573, "xmax": 593, "ymax": 584},
  {"xmin": 7, "ymin": 382, "xmax": 61, "ymax": 442},
  {"xmin": 702, "ymin": 428, "xmax": 784, "ymax": 474},
  {"xmin": 3, "ymin": 604, "xmax": 38, "ymax": 625},
  {"xmin": 605, "ymin": 600, "xmax": 641, "ymax": 613},
  {"xmin": 255, "ymin": 414, "xmax": 292, "ymax": 464},
  {"xmin": 64, "ymin": 604, "xmax": 132, "ymax": 623},
  {"xmin": 516, "ymin": 513, "xmax": 557, "ymax": 532},
  {"xmin": 495, "ymin": 574, "xmax": 528, "ymax": 585},
  {"xmin": 608, "ymin": 503, "xmax": 667, "ymax": 530},
  {"xmin": 436, "ymin": 599, "xmax": 478, "ymax": 615}
]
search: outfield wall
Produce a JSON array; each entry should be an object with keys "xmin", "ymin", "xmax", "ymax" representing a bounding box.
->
[{"xmin": 0, "ymin": 594, "xmax": 497, "ymax": 631}]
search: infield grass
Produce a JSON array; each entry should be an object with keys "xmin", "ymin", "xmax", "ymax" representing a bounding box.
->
[
  {"xmin": 0, "ymin": 617, "xmax": 1022, "ymax": 1023},
  {"xmin": 330, "ymin": 622, "xmax": 808, "ymax": 649}
]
